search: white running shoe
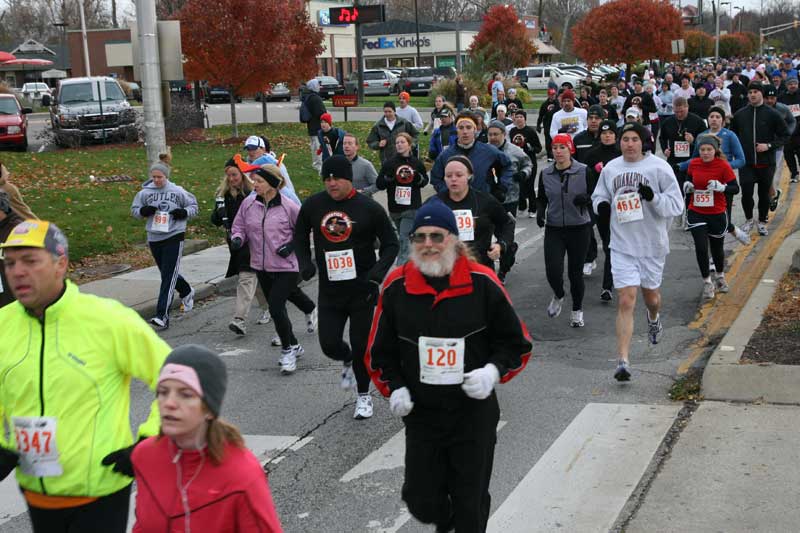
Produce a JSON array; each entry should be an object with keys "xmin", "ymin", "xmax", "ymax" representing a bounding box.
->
[
  {"xmin": 341, "ymin": 364, "xmax": 357, "ymax": 390},
  {"xmin": 150, "ymin": 317, "xmax": 167, "ymax": 329},
  {"xmin": 257, "ymin": 310, "xmax": 271, "ymax": 324},
  {"xmin": 291, "ymin": 344, "xmax": 304, "ymax": 360},
  {"xmin": 714, "ymin": 274, "xmax": 730, "ymax": 293},
  {"xmin": 570, "ymin": 310, "xmax": 584, "ymax": 328},
  {"xmin": 702, "ymin": 280, "xmax": 715, "ymax": 300},
  {"xmin": 547, "ymin": 295, "xmax": 564, "ymax": 318},
  {"xmin": 757, "ymin": 222, "xmax": 768, "ymax": 236},
  {"xmin": 280, "ymin": 348, "xmax": 297, "ymax": 375},
  {"xmin": 271, "ymin": 335, "xmax": 281, "ymax": 347},
  {"xmin": 228, "ymin": 318, "xmax": 246, "ymax": 336},
  {"xmin": 354, "ymin": 394, "xmax": 373, "ymax": 420},
  {"xmin": 741, "ymin": 219, "xmax": 754, "ymax": 233},
  {"xmin": 582, "ymin": 261, "xmax": 596, "ymax": 276},
  {"xmin": 732, "ymin": 226, "xmax": 751, "ymax": 245},
  {"xmin": 529, "ymin": 211, "xmax": 536, "ymax": 219},
  {"xmin": 306, "ymin": 308, "xmax": 318, "ymax": 333},
  {"xmin": 180, "ymin": 288, "xmax": 195, "ymax": 312}
]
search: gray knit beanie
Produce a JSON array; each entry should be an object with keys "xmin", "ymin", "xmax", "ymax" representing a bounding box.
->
[
  {"xmin": 158, "ymin": 345, "xmax": 228, "ymax": 417},
  {"xmin": 149, "ymin": 162, "xmax": 171, "ymax": 179}
]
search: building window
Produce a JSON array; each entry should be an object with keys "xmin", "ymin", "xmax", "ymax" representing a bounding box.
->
[
  {"xmin": 365, "ymin": 58, "xmax": 387, "ymax": 69},
  {"xmin": 388, "ymin": 57, "xmax": 416, "ymax": 68},
  {"xmin": 418, "ymin": 56, "xmax": 435, "ymax": 67}
]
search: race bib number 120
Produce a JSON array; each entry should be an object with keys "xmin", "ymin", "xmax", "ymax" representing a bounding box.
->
[
  {"xmin": 418, "ymin": 336, "xmax": 465, "ymax": 385},
  {"xmin": 615, "ymin": 192, "xmax": 644, "ymax": 224},
  {"xmin": 13, "ymin": 417, "xmax": 62, "ymax": 477}
]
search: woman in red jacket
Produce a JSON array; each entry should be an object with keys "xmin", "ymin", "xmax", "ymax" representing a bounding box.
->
[{"xmin": 132, "ymin": 345, "xmax": 282, "ymax": 533}]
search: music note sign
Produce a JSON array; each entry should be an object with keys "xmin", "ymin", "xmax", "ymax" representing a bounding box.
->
[{"xmin": 327, "ymin": 5, "xmax": 385, "ymax": 25}]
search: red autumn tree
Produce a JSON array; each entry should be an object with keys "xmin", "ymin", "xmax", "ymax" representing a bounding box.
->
[
  {"xmin": 468, "ymin": 5, "xmax": 538, "ymax": 74},
  {"xmin": 684, "ymin": 30, "xmax": 715, "ymax": 59},
  {"xmin": 177, "ymin": 0, "xmax": 324, "ymax": 136},
  {"xmin": 572, "ymin": 0, "xmax": 682, "ymax": 72}
]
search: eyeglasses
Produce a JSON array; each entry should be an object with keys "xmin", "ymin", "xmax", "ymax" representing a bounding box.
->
[
  {"xmin": 409, "ymin": 232, "xmax": 447, "ymax": 244},
  {"xmin": 244, "ymin": 145, "xmax": 259, "ymax": 151}
]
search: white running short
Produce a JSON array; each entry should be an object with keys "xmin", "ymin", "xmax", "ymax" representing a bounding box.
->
[{"xmin": 611, "ymin": 250, "xmax": 666, "ymax": 290}]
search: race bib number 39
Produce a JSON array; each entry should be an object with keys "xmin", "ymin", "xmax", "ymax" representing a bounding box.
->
[
  {"xmin": 13, "ymin": 417, "xmax": 62, "ymax": 477},
  {"xmin": 693, "ymin": 189, "xmax": 714, "ymax": 207},
  {"xmin": 325, "ymin": 249, "xmax": 356, "ymax": 281},
  {"xmin": 615, "ymin": 192, "xmax": 644, "ymax": 224},
  {"xmin": 418, "ymin": 336, "xmax": 465, "ymax": 385},
  {"xmin": 152, "ymin": 210, "xmax": 171, "ymax": 233},
  {"xmin": 453, "ymin": 209, "xmax": 475, "ymax": 241},
  {"xmin": 394, "ymin": 186, "xmax": 412, "ymax": 206}
]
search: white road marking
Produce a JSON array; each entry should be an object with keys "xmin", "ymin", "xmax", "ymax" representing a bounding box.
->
[
  {"xmin": 487, "ymin": 403, "xmax": 680, "ymax": 533},
  {"xmin": 219, "ymin": 348, "xmax": 253, "ymax": 357}
]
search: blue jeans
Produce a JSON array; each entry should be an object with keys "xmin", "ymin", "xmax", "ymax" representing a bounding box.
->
[{"xmin": 391, "ymin": 210, "xmax": 416, "ymax": 264}]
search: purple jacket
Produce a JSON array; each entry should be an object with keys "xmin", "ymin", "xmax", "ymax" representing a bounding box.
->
[{"xmin": 230, "ymin": 192, "xmax": 299, "ymax": 272}]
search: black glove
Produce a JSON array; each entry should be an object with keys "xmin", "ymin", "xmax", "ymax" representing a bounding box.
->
[
  {"xmin": 230, "ymin": 237, "xmax": 243, "ymax": 251},
  {"xmin": 536, "ymin": 212, "xmax": 545, "ymax": 228},
  {"xmin": 170, "ymin": 208, "xmax": 188, "ymax": 220},
  {"xmin": 365, "ymin": 280, "xmax": 381, "ymax": 305},
  {"xmin": 139, "ymin": 205, "xmax": 157, "ymax": 217},
  {"xmin": 101, "ymin": 441, "xmax": 139, "ymax": 478},
  {"xmin": 572, "ymin": 193, "xmax": 592, "ymax": 207},
  {"xmin": 300, "ymin": 263, "xmax": 317, "ymax": 282},
  {"xmin": 0, "ymin": 446, "xmax": 19, "ymax": 482},
  {"xmin": 491, "ymin": 186, "xmax": 506, "ymax": 203},
  {"xmin": 638, "ymin": 183, "xmax": 654, "ymax": 202},
  {"xmin": 536, "ymin": 125, "xmax": 542, "ymax": 134},
  {"xmin": 276, "ymin": 243, "xmax": 294, "ymax": 258},
  {"xmin": 597, "ymin": 201, "xmax": 611, "ymax": 223}
]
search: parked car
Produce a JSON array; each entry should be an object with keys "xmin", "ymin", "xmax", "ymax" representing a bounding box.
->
[
  {"xmin": 43, "ymin": 76, "xmax": 137, "ymax": 146},
  {"xmin": 514, "ymin": 66, "xmax": 583, "ymax": 90},
  {"xmin": 398, "ymin": 67, "xmax": 434, "ymax": 95},
  {"xmin": 345, "ymin": 69, "xmax": 396, "ymax": 96},
  {"xmin": 20, "ymin": 82, "xmax": 51, "ymax": 103},
  {"xmin": 314, "ymin": 76, "xmax": 345, "ymax": 99},
  {"xmin": 432, "ymin": 66, "xmax": 457, "ymax": 82},
  {"xmin": 255, "ymin": 82, "xmax": 291, "ymax": 102},
  {"xmin": 205, "ymin": 86, "xmax": 242, "ymax": 104},
  {"xmin": 0, "ymin": 94, "xmax": 31, "ymax": 151}
]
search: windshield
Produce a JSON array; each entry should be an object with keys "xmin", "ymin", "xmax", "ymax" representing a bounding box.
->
[
  {"xmin": 104, "ymin": 81, "xmax": 126, "ymax": 101},
  {"xmin": 364, "ymin": 72, "xmax": 385, "ymax": 80},
  {"xmin": 0, "ymin": 99, "xmax": 19, "ymax": 114},
  {"xmin": 406, "ymin": 68, "xmax": 433, "ymax": 77},
  {"xmin": 59, "ymin": 83, "xmax": 94, "ymax": 103}
]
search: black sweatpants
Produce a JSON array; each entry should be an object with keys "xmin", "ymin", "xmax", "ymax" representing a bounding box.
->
[
  {"xmin": 317, "ymin": 290, "xmax": 374, "ymax": 394},
  {"xmin": 28, "ymin": 484, "xmax": 131, "ymax": 533},
  {"xmin": 500, "ymin": 202, "xmax": 518, "ymax": 276},
  {"xmin": 584, "ymin": 213, "xmax": 599, "ymax": 265},
  {"xmin": 544, "ymin": 225, "xmax": 591, "ymax": 311},
  {"xmin": 688, "ymin": 211, "xmax": 727, "ymax": 278},
  {"xmin": 739, "ymin": 165, "xmax": 774, "ymax": 223},
  {"xmin": 596, "ymin": 215, "xmax": 613, "ymax": 291},
  {"xmin": 402, "ymin": 395, "xmax": 500, "ymax": 533},
  {"xmin": 785, "ymin": 136, "xmax": 800, "ymax": 178},
  {"xmin": 149, "ymin": 236, "xmax": 192, "ymax": 322},
  {"xmin": 518, "ymin": 169, "xmax": 538, "ymax": 213},
  {"xmin": 255, "ymin": 271, "xmax": 315, "ymax": 349}
]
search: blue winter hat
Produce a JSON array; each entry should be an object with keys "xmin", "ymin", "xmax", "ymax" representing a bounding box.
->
[{"xmin": 412, "ymin": 199, "xmax": 459, "ymax": 236}]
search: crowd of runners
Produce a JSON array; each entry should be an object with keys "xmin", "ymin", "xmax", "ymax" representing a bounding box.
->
[{"xmin": 0, "ymin": 52, "xmax": 798, "ymax": 532}]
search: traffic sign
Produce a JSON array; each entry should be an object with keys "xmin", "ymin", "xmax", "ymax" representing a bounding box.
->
[{"xmin": 328, "ymin": 5, "xmax": 385, "ymax": 25}]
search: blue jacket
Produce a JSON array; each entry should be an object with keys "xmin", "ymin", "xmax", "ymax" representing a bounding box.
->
[
  {"xmin": 678, "ymin": 128, "xmax": 746, "ymax": 171},
  {"xmin": 317, "ymin": 127, "xmax": 346, "ymax": 163},
  {"xmin": 430, "ymin": 141, "xmax": 513, "ymax": 195},
  {"xmin": 428, "ymin": 125, "xmax": 457, "ymax": 161},
  {"xmin": 249, "ymin": 153, "xmax": 301, "ymax": 204}
]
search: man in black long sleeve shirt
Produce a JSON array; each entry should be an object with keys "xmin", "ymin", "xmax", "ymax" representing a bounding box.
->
[
  {"xmin": 294, "ymin": 155, "xmax": 399, "ymax": 420},
  {"xmin": 658, "ymin": 96, "xmax": 707, "ymax": 186},
  {"xmin": 623, "ymin": 79, "xmax": 657, "ymax": 126}
]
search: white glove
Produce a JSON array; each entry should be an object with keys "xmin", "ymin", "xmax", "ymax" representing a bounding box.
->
[
  {"xmin": 682, "ymin": 181, "xmax": 695, "ymax": 195},
  {"xmin": 706, "ymin": 180, "xmax": 726, "ymax": 192},
  {"xmin": 461, "ymin": 364, "xmax": 500, "ymax": 400},
  {"xmin": 389, "ymin": 387, "xmax": 414, "ymax": 417}
]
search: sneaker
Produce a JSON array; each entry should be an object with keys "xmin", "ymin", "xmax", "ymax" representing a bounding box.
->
[
  {"xmin": 769, "ymin": 189, "xmax": 781, "ymax": 212},
  {"xmin": 702, "ymin": 279, "xmax": 715, "ymax": 300},
  {"xmin": 340, "ymin": 364, "xmax": 356, "ymax": 390},
  {"xmin": 306, "ymin": 308, "xmax": 318, "ymax": 333},
  {"xmin": 732, "ymin": 226, "xmax": 751, "ymax": 245},
  {"xmin": 757, "ymin": 222, "xmax": 768, "ymax": 236},
  {"xmin": 647, "ymin": 313, "xmax": 663, "ymax": 345},
  {"xmin": 529, "ymin": 210, "xmax": 536, "ymax": 218},
  {"xmin": 271, "ymin": 335, "xmax": 281, "ymax": 347},
  {"xmin": 741, "ymin": 219, "xmax": 754, "ymax": 233},
  {"xmin": 582, "ymin": 261, "xmax": 596, "ymax": 276},
  {"xmin": 228, "ymin": 318, "xmax": 246, "ymax": 336},
  {"xmin": 256, "ymin": 310, "xmax": 271, "ymax": 324},
  {"xmin": 709, "ymin": 258, "xmax": 716, "ymax": 272},
  {"xmin": 180, "ymin": 288, "xmax": 195, "ymax": 312},
  {"xmin": 291, "ymin": 344, "xmax": 304, "ymax": 360},
  {"xmin": 279, "ymin": 348, "xmax": 297, "ymax": 375},
  {"xmin": 547, "ymin": 295, "xmax": 564, "ymax": 318},
  {"xmin": 714, "ymin": 274, "xmax": 730, "ymax": 293},
  {"xmin": 150, "ymin": 317, "xmax": 168, "ymax": 329},
  {"xmin": 791, "ymin": 175, "xmax": 799, "ymax": 184},
  {"xmin": 614, "ymin": 359, "xmax": 631, "ymax": 382},
  {"xmin": 570, "ymin": 310, "xmax": 584, "ymax": 327},
  {"xmin": 600, "ymin": 289, "xmax": 613, "ymax": 302},
  {"xmin": 354, "ymin": 394, "xmax": 373, "ymax": 420}
]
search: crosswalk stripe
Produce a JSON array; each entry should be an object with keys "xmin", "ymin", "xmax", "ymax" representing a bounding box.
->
[{"xmin": 487, "ymin": 403, "xmax": 679, "ymax": 533}]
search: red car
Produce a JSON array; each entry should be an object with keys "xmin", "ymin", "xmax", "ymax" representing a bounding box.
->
[{"xmin": 0, "ymin": 94, "xmax": 31, "ymax": 151}]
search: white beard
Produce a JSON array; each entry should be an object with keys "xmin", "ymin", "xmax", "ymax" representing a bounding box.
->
[{"xmin": 411, "ymin": 244, "xmax": 458, "ymax": 278}]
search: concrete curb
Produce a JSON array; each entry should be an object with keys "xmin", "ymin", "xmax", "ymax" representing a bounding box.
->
[
  {"xmin": 129, "ymin": 274, "xmax": 238, "ymax": 319},
  {"xmin": 702, "ymin": 230, "xmax": 800, "ymax": 404}
]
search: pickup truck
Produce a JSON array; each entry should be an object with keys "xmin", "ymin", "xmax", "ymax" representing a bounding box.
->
[{"xmin": 43, "ymin": 77, "xmax": 138, "ymax": 146}]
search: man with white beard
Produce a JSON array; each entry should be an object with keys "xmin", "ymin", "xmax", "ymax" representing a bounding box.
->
[{"xmin": 365, "ymin": 199, "xmax": 532, "ymax": 533}]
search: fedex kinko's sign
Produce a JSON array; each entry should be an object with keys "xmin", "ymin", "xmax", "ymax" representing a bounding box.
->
[{"xmin": 362, "ymin": 36, "xmax": 432, "ymax": 50}]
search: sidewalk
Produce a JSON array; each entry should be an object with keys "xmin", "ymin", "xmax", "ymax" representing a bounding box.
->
[{"xmin": 623, "ymin": 179, "xmax": 800, "ymax": 532}]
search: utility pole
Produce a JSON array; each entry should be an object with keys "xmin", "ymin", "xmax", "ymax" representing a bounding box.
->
[
  {"xmin": 354, "ymin": 0, "xmax": 365, "ymax": 104},
  {"xmin": 414, "ymin": 0, "xmax": 421, "ymax": 66},
  {"xmin": 135, "ymin": 0, "xmax": 167, "ymax": 164},
  {"xmin": 78, "ymin": 0, "xmax": 91, "ymax": 76}
]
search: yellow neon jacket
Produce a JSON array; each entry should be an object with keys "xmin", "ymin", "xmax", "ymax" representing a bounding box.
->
[{"xmin": 0, "ymin": 280, "xmax": 170, "ymax": 497}]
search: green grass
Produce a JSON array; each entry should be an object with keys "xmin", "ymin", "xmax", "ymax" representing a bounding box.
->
[{"xmin": 1, "ymin": 122, "xmax": 382, "ymax": 262}]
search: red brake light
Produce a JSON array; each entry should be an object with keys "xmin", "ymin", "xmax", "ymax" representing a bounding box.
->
[{"xmin": 364, "ymin": 83, "xmax": 369, "ymax": 87}]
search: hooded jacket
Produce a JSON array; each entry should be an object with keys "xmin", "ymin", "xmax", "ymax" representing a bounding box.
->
[
  {"xmin": 430, "ymin": 141, "xmax": 514, "ymax": 196},
  {"xmin": 230, "ymin": 192, "xmax": 300, "ymax": 273},
  {"xmin": 496, "ymin": 140, "xmax": 532, "ymax": 205},
  {"xmin": 130, "ymin": 178, "xmax": 199, "ymax": 242},
  {"xmin": 300, "ymin": 88, "xmax": 326, "ymax": 136},
  {"xmin": 0, "ymin": 211, "xmax": 24, "ymax": 308},
  {"xmin": 730, "ymin": 103, "xmax": 792, "ymax": 166},
  {"xmin": 0, "ymin": 164, "xmax": 36, "ymax": 220},
  {"xmin": 366, "ymin": 116, "xmax": 419, "ymax": 162}
]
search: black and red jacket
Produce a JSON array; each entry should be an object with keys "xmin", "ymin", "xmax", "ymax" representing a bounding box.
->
[{"xmin": 365, "ymin": 255, "xmax": 532, "ymax": 411}]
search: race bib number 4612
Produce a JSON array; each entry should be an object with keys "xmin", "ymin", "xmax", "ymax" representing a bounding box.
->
[{"xmin": 615, "ymin": 192, "xmax": 644, "ymax": 224}]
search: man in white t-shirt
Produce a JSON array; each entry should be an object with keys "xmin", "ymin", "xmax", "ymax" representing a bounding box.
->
[
  {"xmin": 549, "ymin": 89, "xmax": 587, "ymax": 139},
  {"xmin": 591, "ymin": 122, "xmax": 683, "ymax": 381}
]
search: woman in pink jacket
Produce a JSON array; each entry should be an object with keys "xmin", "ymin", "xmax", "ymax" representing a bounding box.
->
[
  {"xmin": 230, "ymin": 165, "xmax": 316, "ymax": 374},
  {"xmin": 132, "ymin": 344, "xmax": 282, "ymax": 532}
]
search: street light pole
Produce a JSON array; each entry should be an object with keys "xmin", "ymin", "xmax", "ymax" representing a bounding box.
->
[
  {"xmin": 135, "ymin": 0, "xmax": 167, "ymax": 164},
  {"xmin": 714, "ymin": 0, "xmax": 720, "ymax": 62},
  {"xmin": 414, "ymin": 0, "xmax": 421, "ymax": 67},
  {"xmin": 78, "ymin": 0, "xmax": 91, "ymax": 76}
]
